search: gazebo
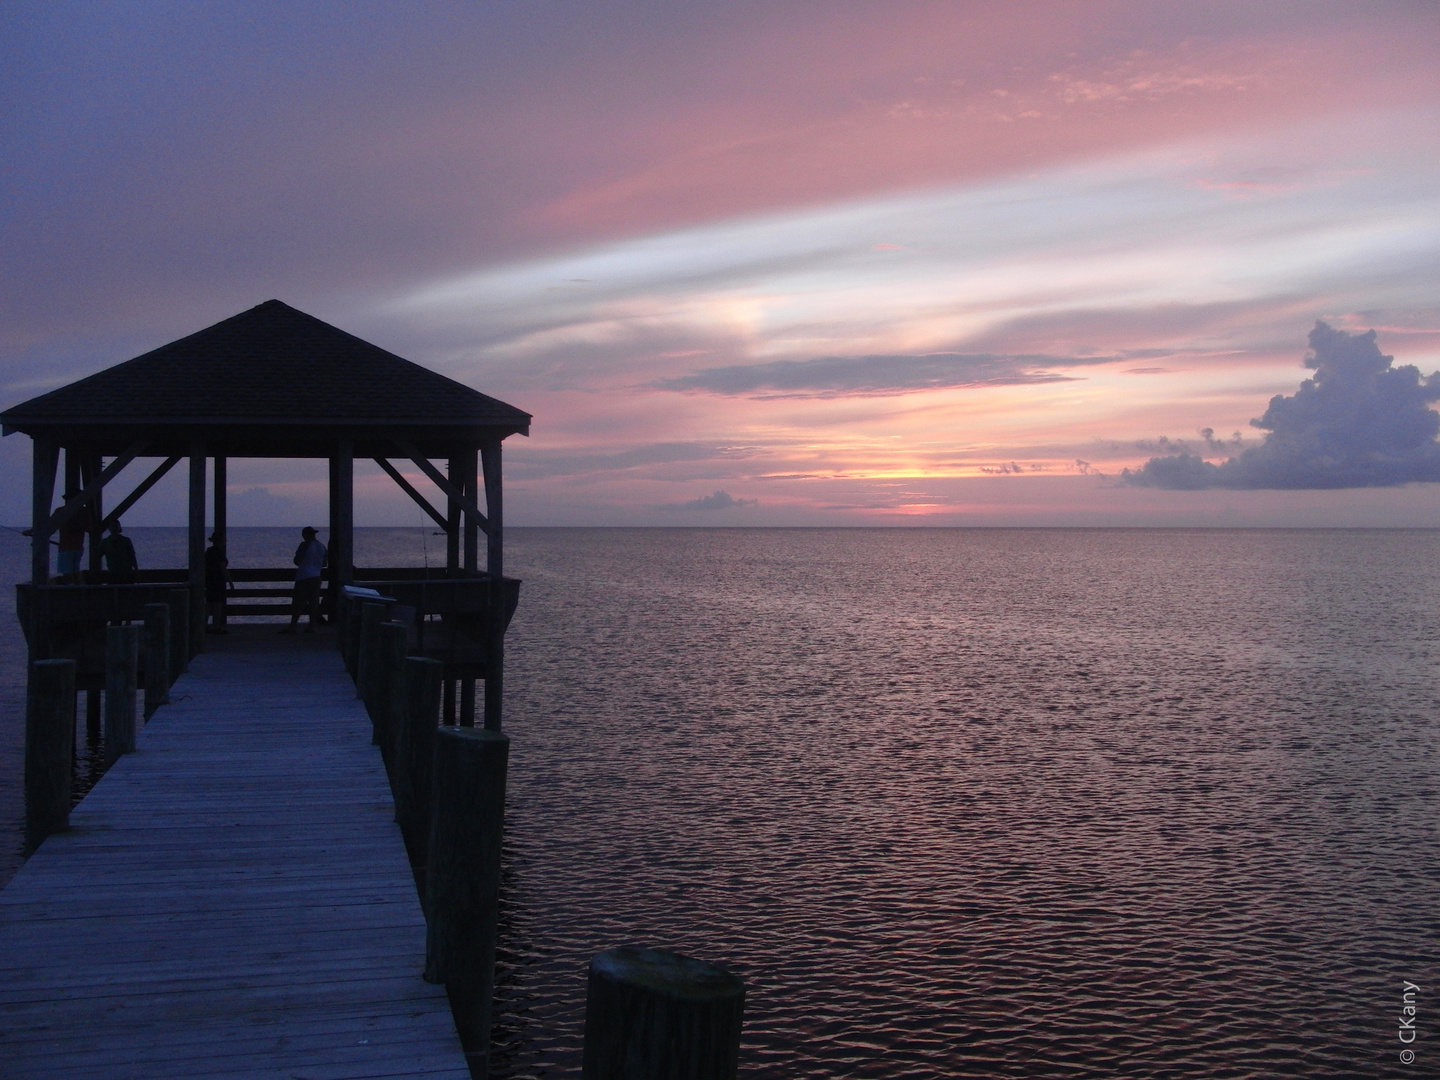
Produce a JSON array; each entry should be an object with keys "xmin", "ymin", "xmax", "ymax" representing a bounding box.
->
[{"xmin": 2, "ymin": 299, "xmax": 531, "ymax": 728}]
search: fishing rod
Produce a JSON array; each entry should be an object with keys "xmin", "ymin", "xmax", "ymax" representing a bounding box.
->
[{"xmin": 0, "ymin": 524, "xmax": 58, "ymax": 546}]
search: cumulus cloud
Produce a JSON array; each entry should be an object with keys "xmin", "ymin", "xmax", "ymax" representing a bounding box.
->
[
  {"xmin": 660, "ymin": 490, "xmax": 757, "ymax": 511},
  {"xmin": 1125, "ymin": 322, "xmax": 1440, "ymax": 489},
  {"xmin": 654, "ymin": 352, "xmax": 1122, "ymax": 398}
]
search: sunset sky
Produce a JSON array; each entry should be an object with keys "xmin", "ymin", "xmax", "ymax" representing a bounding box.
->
[{"xmin": 3, "ymin": 1, "xmax": 1439, "ymax": 526}]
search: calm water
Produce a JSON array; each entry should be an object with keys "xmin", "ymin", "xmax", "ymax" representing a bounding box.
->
[{"xmin": 1, "ymin": 528, "xmax": 1436, "ymax": 1077}]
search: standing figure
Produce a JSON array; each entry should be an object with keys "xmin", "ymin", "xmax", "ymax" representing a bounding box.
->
[
  {"xmin": 205, "ymin": 534, "xmax": 232, "ymax": 634},
  {"xmin": 55, "ymin": 490, "xmax": 94, "ymax": 583},
  {"xmin": 98, "ymin": 521, "xmax": 139, "ymax": 584},
  {"xmin": 282, "ymin": 526, "xmax": 327, "ymax": 634}
]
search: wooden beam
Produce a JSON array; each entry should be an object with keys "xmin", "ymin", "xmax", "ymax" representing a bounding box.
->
[
  {"xmin": 31, "ymin": 438, "xmax": 58, "ymax": 584},
  {"xmin": 373, "ymin": 458, "xmax": 450, "ymax": 531},
  {"xmin": 213, "ymin": 456, "xmax": 227, "ymax": 548},
  {"xmin": 481, "ymin": 438, "xmax": 502, "ymax": 580},
  {"xmin": 42, "ymin": 440, "xmax": 148, "ymax": 539},
  {"xmin": 188, "ymin": 443, "xmax": 206, "ymax": 654},
  {"xmin": 460, "ymin": 448, "xmax": 479, "ymax": 574},
  {"xmin": 393, "ymin": 439, "xmax": 489, "ymax": 535},
  {"xmin": 102, "ymin": 455, "xmax": 182, "ymax": 528},
  {"xmin": 335, "ymin": 439, "xmax": 354, "ymax": 586},
  {"xmin": 446, "ymin": 458, "xmax": 460, "ymax": 573},
  {"xmin": 84, "ymin": 453, "xmax": 104, "ymax": 575}
]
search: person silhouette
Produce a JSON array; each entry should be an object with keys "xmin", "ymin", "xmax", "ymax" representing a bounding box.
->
[
  {"xmin": 98, "ymin": 520, "xmax": 139, "ymax": 584},
  {"xmin": 281, "ymin": 526, "xmax": 327, "ymax": 634},
  {"xmin": 55, "ymin": 490, "xmax": 94, "ymax": 583}
]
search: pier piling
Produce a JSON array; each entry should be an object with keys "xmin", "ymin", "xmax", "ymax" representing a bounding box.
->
[
  {"xmin": 24, "ymin": 658, "xmax": 75, "ymax": 853},
  {"xmin": 142, "ymin": 601, "xmax": 170, "ymax": 718},
  {"xmin": 396, "ymin": 655, "xmax": 442, "ymax": 856},
  {"xmin": 582, "ymin": 946, "xmax": 745, "ymax": 1080},
  {"xmin": 378, "ymin": 620, "xmax": 408, "ymax": 767},
  {"xmin": 168, "ymin": 588, "xmax": 189, "ymax": 674},
  {"xmin": 424, "ymin": 725, "xmax": 508, "ymax": 1074},
  {"xmin": 104, "ymin": 624, "xmax": 139, "ymax": 764}
]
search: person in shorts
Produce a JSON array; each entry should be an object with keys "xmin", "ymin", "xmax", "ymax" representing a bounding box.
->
[
  {"xmin": 282, "ymin": 527, "xmax": 327, "ymax": 634},
  {"xmin": 55, "ymin": 491, "xmax": 94, "ymax": 583}
]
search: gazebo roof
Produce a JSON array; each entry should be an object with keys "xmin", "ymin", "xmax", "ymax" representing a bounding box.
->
[{"xmin": 1, "ymin": 300, "xmax": 530, "ymax": 457}]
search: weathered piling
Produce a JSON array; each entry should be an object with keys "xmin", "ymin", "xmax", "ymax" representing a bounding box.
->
[
  {"xmin": 357, "ymin": 601, "xmax": 390, "ymax": 743},
  {"xmin": 104, "ymin": 624, "xmax": 139, "ymax": 764},
  {"xmin": 142, "ymin": 602, "xmax": 170, "ymax": 719},
  {"xmin": 582, "ymin": 946, "xmax": 745, "ymax": 1080},
  {"xmin": 377, "ymin": 620, "xmax": 408, "ymax": 766},
  {"xmin": 395, "ymin": 655, "xmax": 442, "ymax": 856},
  {"xmin": 483, "ymin": 576, "xmax": 505, "ymax": 731},
  {"xmin": 424, "ymin": 726, "xmax": 508, "ymax": 1073},
  {"xmin": 24, "ymin": 658, "xmax": 75, "ymax": 853},
  {"xmin": 338, "ymin": 596, "xmax": 358, "ymax": 673},
  {"xmin": 167, "ymin": 589, "xmax": 189, "ymax": 675}
]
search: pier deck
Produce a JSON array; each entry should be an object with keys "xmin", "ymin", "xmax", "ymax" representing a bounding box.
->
[{"xmin": 0, "ymin": 628, "xmax": 467, "ymax": 1079}]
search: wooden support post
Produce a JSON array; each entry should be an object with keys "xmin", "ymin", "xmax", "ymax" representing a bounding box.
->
[
  {"xmin": 212, "ymin": 456, "xmax": 227, "ymax": 630},
  {"xmin": 481, "ymin": 438, "xmax": 502, "ymax": 580},
  {"xmin": 83, "ymin": 452, "xmax": 104, "ymax": 577},
  {"xmin": 143, "ymin": 602, "xmax": 170, "ymax": 719},
  {"xmin": 379, "ymin": 621, "xmax": 408, "ymax": 770},
  {"xmin": 460, "ymin": 447, "xmax": 479, "ymax": 574},
  {"xmin": 396, "ymin": 656, "xmax": 442, "ymax": 854},
  {"xmin": 31, "ymin": 438, "xmax": 58, "ymax": 584},
  {"xmin": 582, "ymin": 947, "xmax": 746, "ymax": 1080},
  {"xmin": 188, "ymin": 443, "xmax": 206, "ymax": 654},
  {"xmin": 483, "ymin": 577, "xmax": 504, "ymax": 732},
  {"xmin": 343, "ymin": 596, "xmax": 363, "ymax": 676},
  {"xmin": 481, "ymin": 437, "xmax": 505, "ymax": 732},
  {"xmin": 25, "ymin": 659, "xmax": 75, "ymax": 853},
  {"xmin": 168, "ymin": 589, "xmax": 190, "ymax": 677},
  {"xmin": 424, "ymin": 726, "xmax": 509, "ymax": 1073},
  {"xmin": 358, "ymin": 601, "xmax": 389, "ymax": 738},
  {"xmin": 334, "ymin": 438, "xmax": 354, "ymax": 587},
  {"xmin": 446, "ymin": 457, "xmax": 461, "ymax": 575},
  {"xmin": 105, "ymin": 624, "xmax": 139, "ymax": 765},
  {"xmin": 328, "ymin": 455, "xmax": 340, "ymax": 619}
]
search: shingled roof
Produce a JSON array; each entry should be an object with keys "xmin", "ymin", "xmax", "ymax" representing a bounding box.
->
[{"xmin": 1, "ymin": 300, "xmax": 530, "ymax": 457}]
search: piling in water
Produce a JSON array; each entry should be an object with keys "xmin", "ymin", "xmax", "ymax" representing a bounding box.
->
[{"xmin": 582, "ymin": 946, "xmax": 745, "ymax": 1080}]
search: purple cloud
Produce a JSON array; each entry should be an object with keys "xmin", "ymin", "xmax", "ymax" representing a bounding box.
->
[{"xmin": 1125, "ymin": 322, "xmax": 1440, "ymax": 489}]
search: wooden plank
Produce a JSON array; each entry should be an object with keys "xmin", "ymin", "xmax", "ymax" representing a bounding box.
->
[{"xmin": 0, "ymin": 629, "xmax": 468, "ymax": 1080}]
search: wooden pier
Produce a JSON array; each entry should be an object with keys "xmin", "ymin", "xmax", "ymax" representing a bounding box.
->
[{"xmin": 0, "ymin": 626, "xmax": 469, "ymax": 1079}]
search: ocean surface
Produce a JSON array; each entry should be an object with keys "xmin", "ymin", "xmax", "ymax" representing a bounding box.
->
[{"xmin": 1, "ymin": 527, "xmax": 1435, "ymax": 1077}]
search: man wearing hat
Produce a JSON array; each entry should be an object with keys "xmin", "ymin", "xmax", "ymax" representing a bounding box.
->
[{"xmin": 282, "ymin": 526, "xmax": 327, "ymax": 634}]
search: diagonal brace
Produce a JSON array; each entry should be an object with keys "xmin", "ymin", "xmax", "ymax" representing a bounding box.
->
[
  {"xmin": 392, "ymin": 439, "xmax": 489, "ymax": 535},
  {"xmin": 42, "ymin": 440, "xmax": 149, "ymax": 539},
  {"xmin": 101, "ymin": 455, "xmax": 183, "ymax": 529},
  {"xmin": 373, "ymin": 458, "xmax": 450, "ymax": 531}
]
